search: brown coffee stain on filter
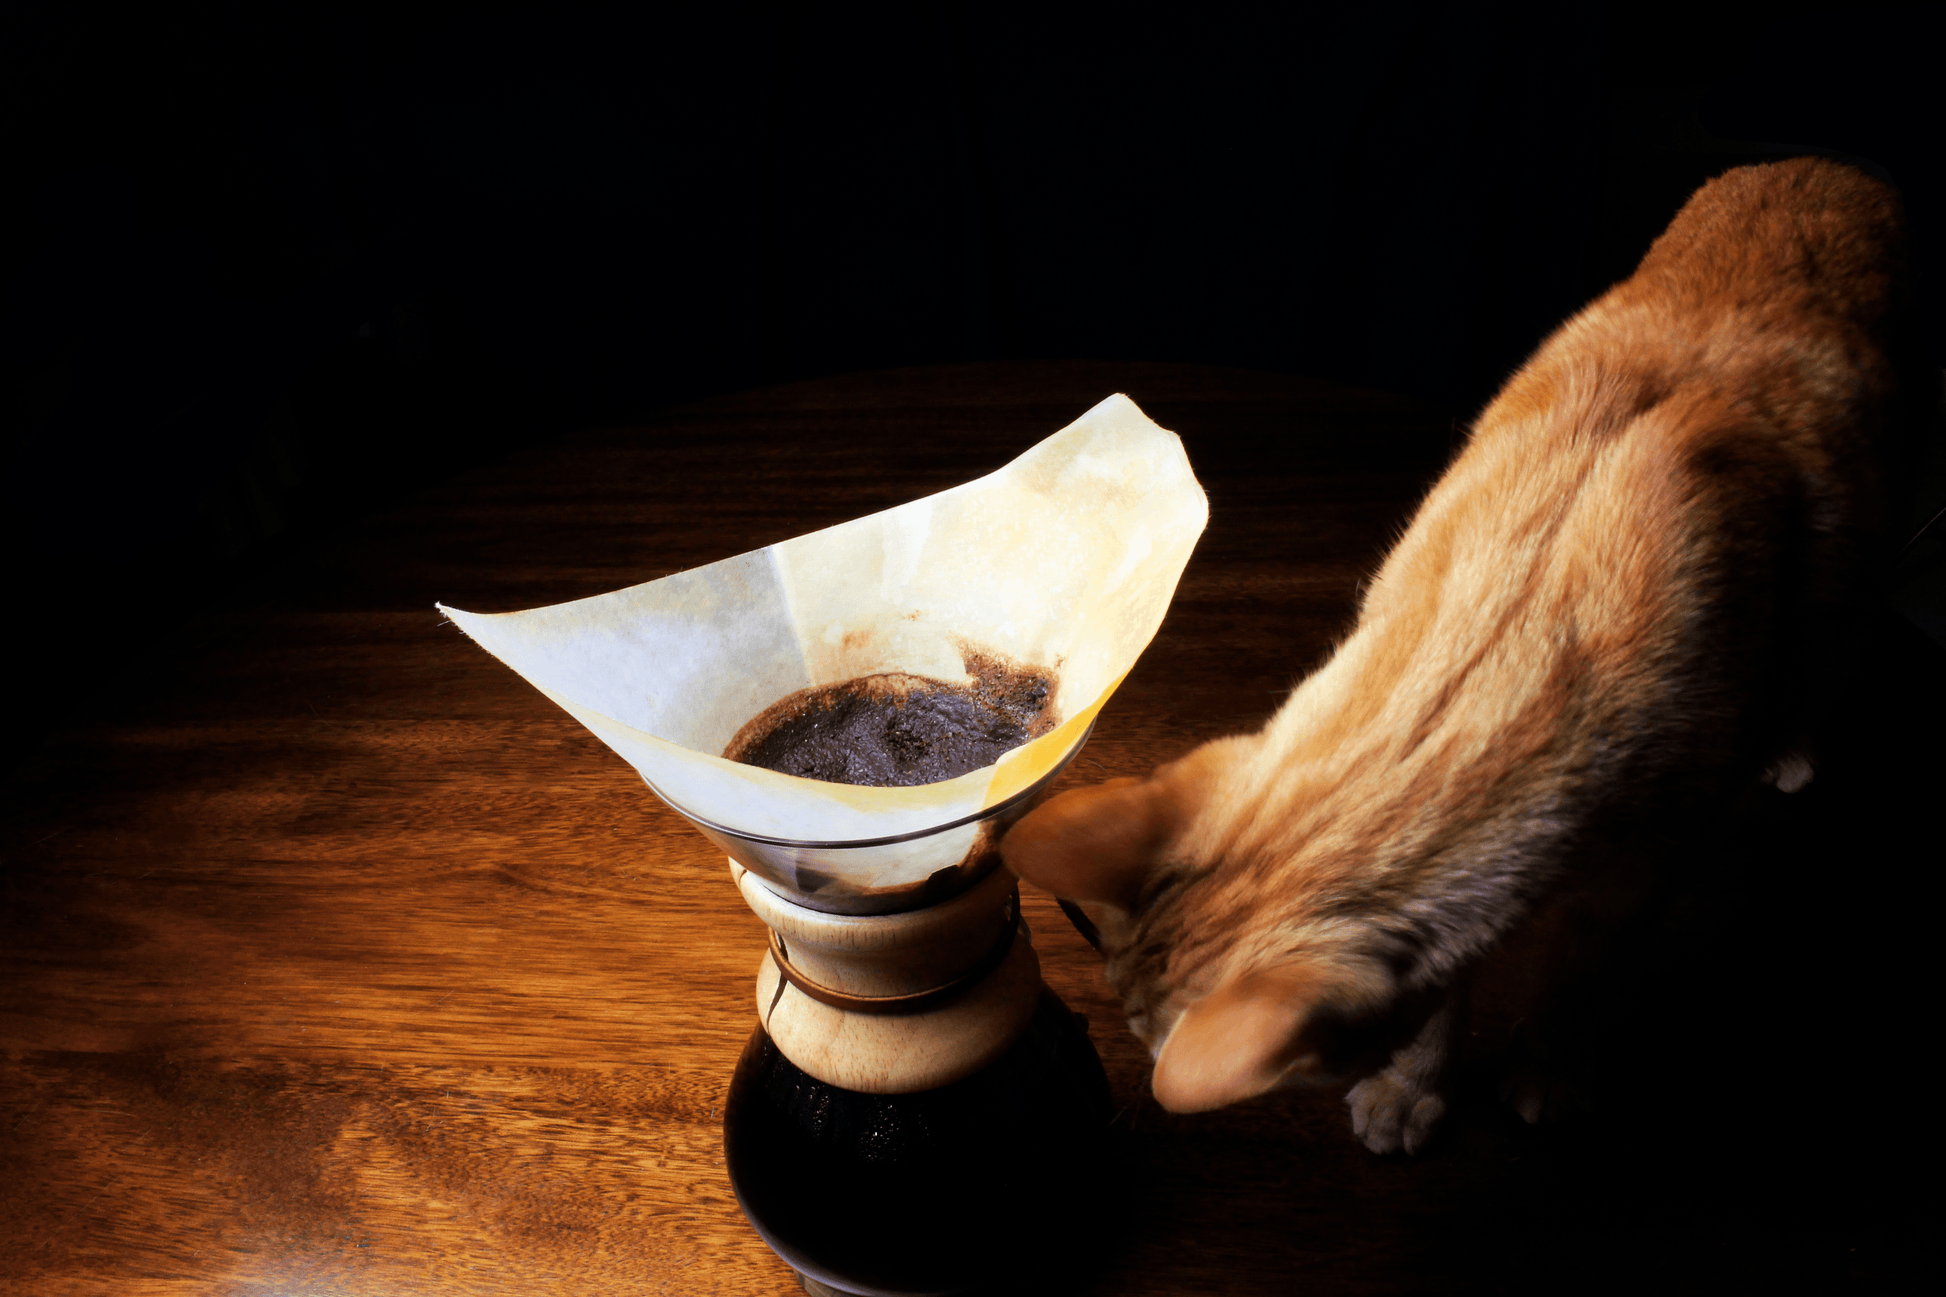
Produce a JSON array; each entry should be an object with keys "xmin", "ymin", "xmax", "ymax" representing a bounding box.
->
[{"xmin": 724, "ymin": 652, "xmax": 1060, "ymax": 790}]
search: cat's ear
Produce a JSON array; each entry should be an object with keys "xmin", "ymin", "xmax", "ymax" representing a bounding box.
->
[
  {"xmin": 1002, "ymin": 738, "xmax": 1244, "ymax": 910},
  {"xmin": 1150, "ymin": 962, "xmax": 1390, "ymax": 1112},
  {"xmin": 1000, "ymin": 776, "xmax": 1160, "ymax": 912}
]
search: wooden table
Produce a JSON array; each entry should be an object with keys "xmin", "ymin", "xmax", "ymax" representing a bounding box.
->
[{"xmin": 3, "ymin": 360, "xmax": 1934, "ymax": 1294}]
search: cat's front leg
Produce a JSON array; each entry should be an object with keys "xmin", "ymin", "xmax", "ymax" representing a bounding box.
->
[{"xmin": 1345, "ymin": 983, "xmax": 1465, "ymax": 1155}]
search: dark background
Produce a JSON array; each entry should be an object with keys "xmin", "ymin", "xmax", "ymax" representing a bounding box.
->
[
  {"xmin": 2, "ymin": 6, "xmax": 1941, "ymax": 1291},
  {"xmin": 3, "ymin": 1, "xmax": 1940, "ymax": 754}
]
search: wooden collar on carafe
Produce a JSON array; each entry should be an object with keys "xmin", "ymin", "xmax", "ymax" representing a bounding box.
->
[{"xmin": 766, "ymin": 890, "xmax": 1021, "ymax": 1017}]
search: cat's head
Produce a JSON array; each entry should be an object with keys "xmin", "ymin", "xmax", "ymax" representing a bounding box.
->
[{"xmin": 1003, "ymin": 736, "xmax": 1424, "ymax": 1113}]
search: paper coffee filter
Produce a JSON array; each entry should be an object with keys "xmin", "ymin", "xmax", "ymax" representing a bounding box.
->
[{"xmin": 439, "ymin": 393, "xmax": 1207, "ymax": 843}]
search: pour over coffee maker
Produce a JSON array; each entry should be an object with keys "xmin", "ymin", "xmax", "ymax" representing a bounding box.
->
[{"xmin": 440, "ymin": 394, "xmax": 1206, "ymax": 1294}]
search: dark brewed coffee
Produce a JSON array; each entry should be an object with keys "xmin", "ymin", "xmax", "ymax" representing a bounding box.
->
[
  {"xmin": 726, "ymin": 656, "xmax": 1056, "ymax": 787},
  {"xmin": 724, "ymin": 989, "xmax": 1118, "ymax": 1295}
]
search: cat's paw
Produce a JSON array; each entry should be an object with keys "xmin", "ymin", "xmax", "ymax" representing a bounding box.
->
[{"xmin": 1346, "ymin": 1069, "xmax": 1447, "ymax": 1155}]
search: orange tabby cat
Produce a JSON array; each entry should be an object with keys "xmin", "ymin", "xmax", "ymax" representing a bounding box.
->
[{"xmin": 1001, "ymin": 158, "xmax": 1911, "ymax": 1153}]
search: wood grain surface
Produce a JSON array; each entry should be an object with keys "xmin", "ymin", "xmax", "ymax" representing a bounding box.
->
[{"xmin": 2, "ymin": 360, "xmax": 1934, "ymax": 1294}]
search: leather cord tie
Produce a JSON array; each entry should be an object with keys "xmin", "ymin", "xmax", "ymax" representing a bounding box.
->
[
  {"xmin": 1056, "ymin": 896, "xmax": 1104, "ymax": 953},
  {"xmin": 767, "ymin": 889, "xmax": 1021, "ymax": 1016}
]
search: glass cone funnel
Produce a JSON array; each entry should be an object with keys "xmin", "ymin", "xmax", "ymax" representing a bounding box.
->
[{"xmin": 439, "ymin": 393, "xmax": 1206, "ymax": 913}]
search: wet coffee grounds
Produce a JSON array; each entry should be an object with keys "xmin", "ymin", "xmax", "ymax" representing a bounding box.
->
[{"xmin": 726, "ymin": 656, "xmax": 1057, "ymax": 788}]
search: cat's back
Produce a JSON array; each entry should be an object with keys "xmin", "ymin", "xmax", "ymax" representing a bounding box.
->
[
  {"xmin": 1626, "ymin": 157, "xmax": 1906, "ymax": 330},
  {"xmin": 1433, "ymin": 159, "xmax": 1907, "ymax": 597},
  {"xmin": 1493, "ymin": 158, "xmax": 1908, "ymax": 470},
  {"xmin": 1346, "ymin": 159, "xmax": 1909, "ymax": 814}
]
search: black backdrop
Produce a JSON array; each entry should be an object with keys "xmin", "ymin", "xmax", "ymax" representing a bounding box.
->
[{"xmin": 3, "ymin": 1, "xmax": 1940, "ymax": 754}]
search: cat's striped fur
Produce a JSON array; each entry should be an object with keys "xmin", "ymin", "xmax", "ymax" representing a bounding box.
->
[{"xmin": 1002, "ymin": 159, "xmax": 1911, "ymax": 1152}]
